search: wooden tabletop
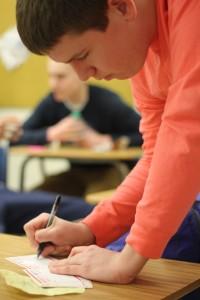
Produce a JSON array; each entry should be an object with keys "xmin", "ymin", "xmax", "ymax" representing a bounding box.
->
[
  {"xmin": 10, "ymin": 145, "xmax": 142, "ymax": 161},
  {"xmin": 1, "ymin": 234, "xmax": 200, "ymax": 300}
]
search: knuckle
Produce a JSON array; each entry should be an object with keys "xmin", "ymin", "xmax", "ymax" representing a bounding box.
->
[
  {"xmin": 23, "ymin": 223, "xmax": 29, "ymax": 231},
  {"xmin": 88, "ymin": 245, "xmax": 97, "ymax": 251},
  {"xmin": 40, "ymin": 212, "xmax": 49, "ymax": 218}
]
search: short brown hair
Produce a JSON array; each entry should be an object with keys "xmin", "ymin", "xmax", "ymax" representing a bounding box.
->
[{"xmin": 16, "ymin": 0, "xmax": 109, "ymax": 55}]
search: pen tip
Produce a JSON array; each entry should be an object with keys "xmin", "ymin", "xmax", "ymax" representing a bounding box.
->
[{"xmin": 37, "ymin": 249, "xmax": 41, "ymax": 259}]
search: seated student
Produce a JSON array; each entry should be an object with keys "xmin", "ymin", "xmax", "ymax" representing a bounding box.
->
[
  {"xmin": 0, "ymin": 117, "xmax": 94, "ymax": 234},
  {"xmin": 14, "ymin": 60, "xmax": 142, "ymax": 197}
]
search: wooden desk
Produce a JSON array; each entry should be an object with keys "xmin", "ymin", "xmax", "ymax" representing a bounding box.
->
[
  {"xmin": 11, "ymin": 145, "xmax": 142, "ymax": 161},
  {"xmin": 1, "ymin": 234, "xmax": 200, "ymax": 300},
  {"xmin": 10, "ymin": 146, "xmax": 142, "ymax": 191}
]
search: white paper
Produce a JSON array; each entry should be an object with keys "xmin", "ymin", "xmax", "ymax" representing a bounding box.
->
[{"xmin": 7, "ymin": 255, "xmax": 92, "ymax": 288}]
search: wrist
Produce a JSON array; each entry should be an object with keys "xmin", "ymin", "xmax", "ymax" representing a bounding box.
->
[
  {"xmin": 76, "ymin": 222, "xmax": 95, "ymax": 246},
  {"xmin": 47, "ymin": 127, "xmax": 55, "ymax": 142},
  {"xmin": 118, "ymin": 244, "xmax": 148, "ymax": 282}
]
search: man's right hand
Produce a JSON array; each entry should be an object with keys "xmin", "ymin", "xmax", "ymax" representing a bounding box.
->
[
  {"xmin": 24, "ymin": 213, "xmax": 95, "ymax": 257},
  {"xmin": 47, "ymin": 116, "xmax": 87, "ymax": 143}
]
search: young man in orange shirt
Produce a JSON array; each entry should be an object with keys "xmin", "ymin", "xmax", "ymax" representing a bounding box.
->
[{"xmin": 16, "ymin": 0, "xmax": 200, "ymax": 289}]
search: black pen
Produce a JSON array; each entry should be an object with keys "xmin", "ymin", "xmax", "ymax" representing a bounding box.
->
[{"xmin": 37, "ymin": 194, "xmax": 62, "ymax": 258}]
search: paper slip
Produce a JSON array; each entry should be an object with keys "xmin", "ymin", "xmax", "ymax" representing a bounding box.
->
[
  {"xmin": 7, "ymin": 254, "xmax": 52, "ymax": 268},
  {"xmin": 0, "ymin": 269, "xmax": 84, "ymax": 296},
  {"xmin": 7, "ymin": 255, "xmax": 92, "ymax": 288}
]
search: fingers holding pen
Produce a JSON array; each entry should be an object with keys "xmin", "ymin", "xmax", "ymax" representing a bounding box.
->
[
  {"xmin": 24, "ymin": 213, "xmax": 50, "ymax": 248},
  {"xmin": 24, "ymin": 211, "xmax": 95, "ymax": 259},
  {"xmin": 24, "ymin": 213, "xmax": 64, "ymax": 250},
  {"xmin": 24, "ymin": 213, "xmax": 60, "ymax": 245},
  {"xmin": 40, "ymin": 244, "xmax": 72, "ymax": 258},
  {"xmin": 24, "ymin": 213, "xmax": 78, "ymax": 257}
]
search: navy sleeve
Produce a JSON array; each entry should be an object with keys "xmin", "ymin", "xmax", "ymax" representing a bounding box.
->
[
  {"xmin": 15, "ymin": 95, "xmax": 52, "ymax": 145},
  {"xmin": 107, "ymin": 95, "xmax": 143, "ymax": 146},
  {"xmin": 87, "ymin": 86, "xmax": 143, "ymax": 147}
]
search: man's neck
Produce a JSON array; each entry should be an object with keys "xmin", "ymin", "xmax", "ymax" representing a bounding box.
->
[
  {"xmin": 135, "ymin": 0, "xmax": 157, "ymax": 44},
  {"xmin": 64, "ymin": 84, "xmax": 89, "ymax": 111}
]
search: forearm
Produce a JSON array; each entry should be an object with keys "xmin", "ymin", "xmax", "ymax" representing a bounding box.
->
[
  {"xmin": 83, "ymin": 156, "xmax": 151, "ymax": 247},
  {"xmin": 117, "ymin": 243, "xmax": 148, "ymax": 283},
  {"xmin": 75, "ymin": 222, "xmax": 96, "ymax": 246},
  {"xmin": 14, "ymin": 129, "xmax": 47, "ymax": 145}
]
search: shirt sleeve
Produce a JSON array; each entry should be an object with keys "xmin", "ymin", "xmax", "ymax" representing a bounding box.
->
[
  {"xmin": 15, "ymin": 97, "xmax": 50, "ymax": 145},
  {"xmin": 106, "ymin": 94, "xmax": 142, "ymax": 147},
  {"xmin": 83, "ymin": 0, "xmax": 200, "ymax": 258}
]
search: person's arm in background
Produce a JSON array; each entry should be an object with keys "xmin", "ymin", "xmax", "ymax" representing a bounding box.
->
[
  {"xmin": 78, "ymin": 86, "xmax": 143, "ymax": 150},
  {"xmin": 103, "ymin": 93, "xmax": 143, "ymax": 147},
  {"xmin": 14, "ymin": 93, "xmax": 89, "ymax": 146},
  {"xmin": 46, "ymin": 115, "xmax": 89, "ymax": 144},
  {"xmin": 13, "ymin": 95, "xmax": 56, "ymax": 145}
]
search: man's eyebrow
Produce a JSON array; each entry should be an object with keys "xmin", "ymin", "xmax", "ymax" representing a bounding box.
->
[{"xmin": 65, "ymin": 50, "xmax": 86, "ymax": 63}]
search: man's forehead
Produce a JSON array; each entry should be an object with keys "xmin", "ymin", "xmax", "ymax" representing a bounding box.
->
[
  {"xmin": 48, "ymin": 29, "xmax": 100, "ymax": 62},
  {"xmin": 47, "ymin": 33, "xmax": 84, "ymax": 61}
]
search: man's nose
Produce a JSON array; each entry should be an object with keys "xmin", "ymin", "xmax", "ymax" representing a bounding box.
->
[
  {"xmin": 71, "ymin": 62, "xmax": 97, "ymax": 81},
  {"xmin": 49, "ymin": 78, "xmax": 58, "ymax": 90}
]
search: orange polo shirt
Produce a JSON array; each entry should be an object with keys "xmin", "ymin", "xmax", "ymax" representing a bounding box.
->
[{"xmin": 83, "ymin": 0, "xmax": 200, "ymax": 258}]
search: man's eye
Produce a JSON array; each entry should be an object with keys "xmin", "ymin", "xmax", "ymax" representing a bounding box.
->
[{"xmin": 75, "ymin": 52, "xmax": 89, "ymax": 61}]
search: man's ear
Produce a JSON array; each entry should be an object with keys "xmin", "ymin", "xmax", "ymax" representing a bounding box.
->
[{"xmin": 107, "ymin": 0, "xmax": 137, "ymax": 20}]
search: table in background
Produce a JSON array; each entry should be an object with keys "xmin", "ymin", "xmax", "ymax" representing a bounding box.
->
[
  {"xmin": 1, "ymin": 234, "xmax": 200, "ymax": 300},
  {"xmin": 10, "ymin": 146, "xmax": 142, "ymax": 191}
]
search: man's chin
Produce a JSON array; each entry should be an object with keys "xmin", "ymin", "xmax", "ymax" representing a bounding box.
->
[
  {"xmin": 53, "ymin": 94, "xmax": 64, "ymax": 102},
  {"xmin": 107, "ymin": 74, "xmax": 132, "ymax": 80},
  {"xmin": 107, "ymin": 70, "xmax": 139, "ymax": 80}
]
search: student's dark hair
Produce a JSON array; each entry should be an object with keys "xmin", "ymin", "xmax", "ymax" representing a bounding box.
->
[{"xmin": 16, "ymin": 0, "xmax": 109, "ymax": 55}]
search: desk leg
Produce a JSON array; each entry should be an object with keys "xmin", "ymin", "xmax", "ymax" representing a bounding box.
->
[
  {"xmin": 112, "ymin": 161, "xmax": 129, "ymax": 182},
  {"xmin": 19, "ymin": 156, "xmax": 33, "ymax": 191},
  {"xmin": 39, "ymin": 157, "xmax": 49, "ymax": 178}
]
